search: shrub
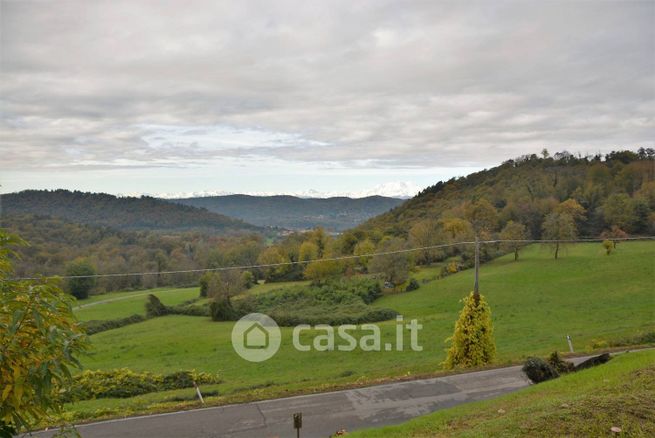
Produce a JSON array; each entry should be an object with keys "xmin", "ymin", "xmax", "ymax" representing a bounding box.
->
[
  {"xmin": 84, "ymin": 314, "xmax": 147, "ymax": 335},
  {"xmin": 602, "ymin": 240, "xmax": 613, "ymax": 255},
  {"xmin": 145, "ymin": 294, "xmax": 168, "ymax": 317},
  {"xmin": 210, "ymin": 297, "xmax": 238, "ymax": 321},
  {"xmin": 405, "ymin": 278, "xmax": 420, "ymax": 292},
  {"xmin": 61, "ymin": 369, "xmax": 222, "ymax": 402},
  {"xmin": 547, "ymin": 351, "xmax": 575, "ymax": 374},
  {"xmin": 523, "ymin": 357, "xmax": 559, "ymax": 383},
  {"xmin": 224, "ymin": 278, "xmax": 395, "ymax": 326},
  {"xmin": 444, "ymin": 292, "xmax": 496, "ymax": 369}
]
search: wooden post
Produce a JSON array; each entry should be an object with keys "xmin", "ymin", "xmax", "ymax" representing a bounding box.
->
[{"xmin": 474, "ymin": 236, "xmax": 480, "ymax": 300}]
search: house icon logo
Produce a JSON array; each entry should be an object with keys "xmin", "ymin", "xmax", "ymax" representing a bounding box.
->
[
  {"xmin": 244, "ymin": 322, "xmax": 269, "ymax": 349},
  {"xmin": 231, "ymin": 313, "xmax": 281, "ymax": 362}
]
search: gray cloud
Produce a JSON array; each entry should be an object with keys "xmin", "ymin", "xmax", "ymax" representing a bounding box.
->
[{"xmin": 1, "ymin": 0, "xmax": 653, "ymax": 174}]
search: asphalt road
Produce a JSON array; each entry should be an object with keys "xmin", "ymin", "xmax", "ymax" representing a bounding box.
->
[{"xmin": 32, "ymin": 356, "xmax": 598, "ymax": 438}]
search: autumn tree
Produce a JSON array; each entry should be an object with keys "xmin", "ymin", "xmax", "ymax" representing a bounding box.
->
[
  {"xmin": 256, "ymin": 247, "xmax": 291, "ymax": 281},
  {"xmin": 368, "ymin": 237, "xmax": 413, "ymax": 287},
  {"xmin": 602, "ymin": 193, "xmax": 635, "ymax": 231},
  {"xmin": 304, "ymin": 259, "xmax": 343, "ymax": 284},
  {"xmin": 408, "ymin": 219, "xmax": 442, "ymax": 264},
  {"xmin": 600, "ymin": 225, "xmax": 628, "ymax": 249},
  {"xmin": 541, "ymin": 212, "xmax": 578, "ymax": 259},
  {"xmin": 353, "ymin": 239, "xmax": 376, "ymax": 271},
  {"xmin": 499, "ymin": 221, "xmax": 528, "ymax": 261},
  {"xmin": 298, "ymin": 241, "xmax": 319, "ymax": 263},
  {"xmin": 464, "ymin": 199, "xmax": 499, "ymax": 235}
]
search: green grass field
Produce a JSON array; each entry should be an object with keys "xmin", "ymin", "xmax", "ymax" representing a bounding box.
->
[
  {"xmin": 63, "ymin": 242, "xmax": 655, "ymax": 422},
  {"xmin": 74, "ymin": 279, "xmax": 308, "ymax": 321},
  {"xmin": 74, "ymin": 287, "xmax": 201, "ymax": 321},
  {"xmin": 351, "ymin": 349, "xmax": 655, "ymax": 437}
]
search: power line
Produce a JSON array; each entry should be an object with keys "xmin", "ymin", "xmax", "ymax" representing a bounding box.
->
[{"xmin": 4, "ymin": 236, "xmax": 654, "ymax": 281}]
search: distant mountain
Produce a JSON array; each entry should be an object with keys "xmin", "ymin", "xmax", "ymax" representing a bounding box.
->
[
  {"xmin": 139, "ymin": 181, "xmax": 421, "ymax": 200},
  {"xmin": 170, "ymin": 195, "xmax": 405, "ymax": 231},
  {"xmin": 1, "ymin": 189, "xmax": 262, "ymax": 234}
]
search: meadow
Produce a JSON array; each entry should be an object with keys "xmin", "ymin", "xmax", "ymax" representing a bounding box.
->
[{"xmin": 62, "ymin": 241, "xmax": 655, "ymax": 422}]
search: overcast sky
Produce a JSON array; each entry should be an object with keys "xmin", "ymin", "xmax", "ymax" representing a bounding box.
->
[{"xmin": 1, "ymin": 0, "xmax": 653, "ymax": 197}]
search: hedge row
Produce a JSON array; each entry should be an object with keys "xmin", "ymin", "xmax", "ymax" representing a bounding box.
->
[{"xmin": 61, "ymin": 368, "xmax": 222, "ymax": 402}]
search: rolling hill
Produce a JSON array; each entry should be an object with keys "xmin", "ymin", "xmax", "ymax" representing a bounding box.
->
[
  {"xmin": 357, "ymin": 150, "xmax": 655, "ymax": 238},
  {"xmin": 170, "ymin": 194, "xmax": 404, "ymax": 231},
  {"xmin": 0, "ymin": 189, "xmax": 262, "ymax": 234}
]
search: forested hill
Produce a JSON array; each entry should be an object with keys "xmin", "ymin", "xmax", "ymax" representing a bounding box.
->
[
  {"xmin": 0, "ymin": 190, "xmax": 262, "ymax": 234},
  {"xmin": 170, "ymin": 195, "xmax": 404, "ymax": 231},
  {"xmin": 357, "ymin": 149, "xmax": 655, "ymax": 239}
]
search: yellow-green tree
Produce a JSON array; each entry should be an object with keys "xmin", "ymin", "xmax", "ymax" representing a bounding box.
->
[
  {"xmin": 0, "ymin": 231, "xmax": 88, "ymax": 434},
  {"xmin": 541, "ymin": 212, "xmax": 577, "ymax": 259},
  {"xmin": 499, "ymin": 220, "xmax": 528, "ymax": 261},
  {"xmin": 303, "ymin": 259, "xmax": 343, "ymax": 284},
  {"xmin": 298, "ymin": 241, "xmax": 319, "ymax": 263},
  {"xmin": 444, "ymin": 292, "xmax": 496, "ymax": 369}
]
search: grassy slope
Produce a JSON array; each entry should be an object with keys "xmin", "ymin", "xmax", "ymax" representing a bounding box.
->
[
  {"xmin": 351, "ymin": 349, "xmax": 655, "ymax": 437},
  {"xmin": 74, "ymin": 280, "xmax": 309, "ymax": 321},
  {"xmin": 65, "ymin": 242, "xmax": 655, "ymax": 420},
  {"xmin": 74, "ymin": 287, "xmax": 201, "ymax": 321}
]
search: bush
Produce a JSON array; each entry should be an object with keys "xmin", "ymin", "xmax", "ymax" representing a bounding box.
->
[
  {"xmin": 61, "ymin": 369, "xmax": 222, "ymax": 402},
  {"xmin": 523, "ymin": 357, "xmax": 559, "ymax": 383},
  {"xmin": 547, "ymin": 351, "xmax": 575, "ymax": 374},
  {"xmin": 405, "ymin": 278, "xmax": 420, "ymax": 292},
  {"xmin": 444, "ymin": 292, "xmax": 496, "ymax": 369},
  {"xmin": 221, "ymin": 278, "xmax": 395, "ymax": 326},
  {"xmin": 145, "ymin": 294, "xmax": 168, "ymax": 317},
  {"xmin": 210, "ymin": 297, "xmax": 238, "ymax": 321},
  {"xmin": 602, "ymin": 240, "xmax": 613, "ymax": 255},
  {"xmin": 84, "ymin": 314, "xmax": 147, "ymax": 335}
]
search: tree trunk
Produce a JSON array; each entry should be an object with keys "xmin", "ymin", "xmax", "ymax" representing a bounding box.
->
[
  {"xmin": 514, "ymin": 248, "xmax": 519, "ymax": 261},
  {"xmin": 555, "ymin": 242, "xmax": 559, "ymax": 259}
]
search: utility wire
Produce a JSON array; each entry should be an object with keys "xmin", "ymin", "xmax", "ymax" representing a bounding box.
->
[{"xmin": 4, "ymin": 236, "xmax": 654, "ymax": 281}]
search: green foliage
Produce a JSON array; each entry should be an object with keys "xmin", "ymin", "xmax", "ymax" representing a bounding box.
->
[
  {"xmin": 61, "ymin": 369, "xmax": 221, "ymax": 402},
  {"xmin": 84, "ymin": 314, "xmax": 147, "ymax": 335},
  {"xmin": 547, "ymin": 351, "xmax": 575, "ymax": 374},
  {"xmin": 542, "ymin": 212, "xmax": 578, "ymax": 259},
  {"xmin": 199, "ymin": 272, "xmax": 211, "ymax": 297},
  {"xmin": 145, "ymin": 294, "xmax": 168, "ymax": 318},
  {"xmin": 522, "ymin": 357, "xmax": 559, "ymax": 383},
  {"xmin": 368, "ymin": 237, "xmax": 413, "ymax": 286},
  {"xmin": 0, "ymin": 230, "xmax": 88, "ymax": 432},
  {"xmin": 602, "ymin": 240, "xmax": 613, "ymax": 255},
  {"xmin": 500, "ymin": 220, "xmax": 528, "ymax": 261},
  {"xmin": 226, "ymin": 278, "xmax": 393, "ymax": 326},
  {"xmin": 209, "ymin": 297, "xmax": 238, "ymax": 321},
  {"xmin": 304, "ymin": 259, "xmax": 343, "ymax": 284},
  {"xmin": 405, "ymin": 278, "xmax": 420, "ymax": 292},
  {"xmin": 65, "ymin": 259, "xmax": 96, "ymax": 299},
  {"xmin": 444, "ymin": 292, "xmax": 496, "ymax": 369}
]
